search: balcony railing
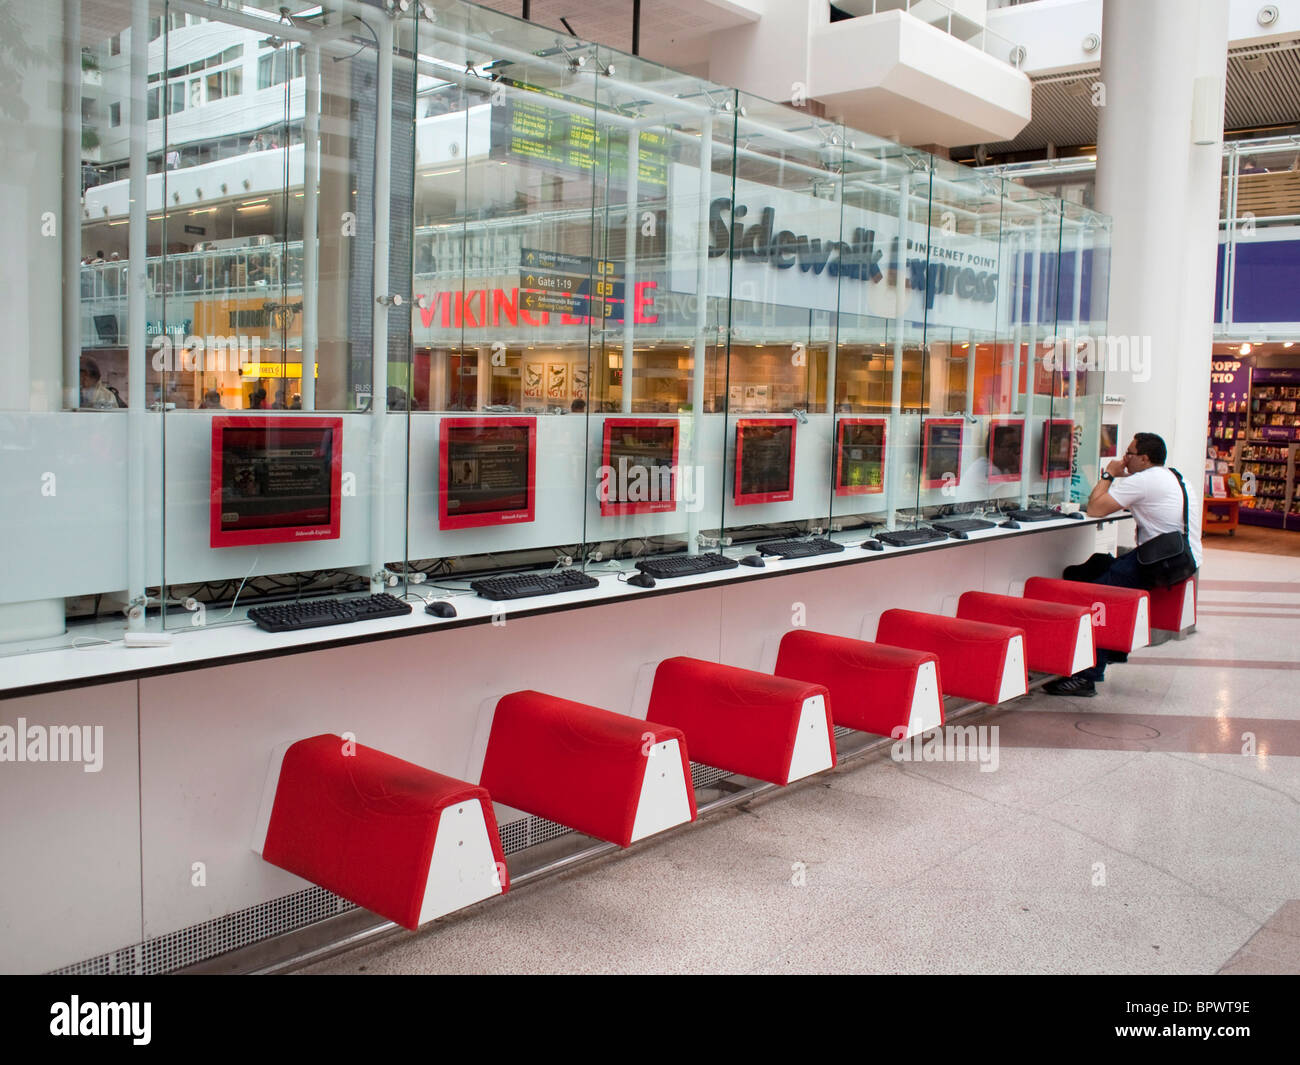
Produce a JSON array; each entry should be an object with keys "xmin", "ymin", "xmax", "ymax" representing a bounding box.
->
[{"xmin": 831, "ymin": 0, "xmax": 1025, "ymax": 68}]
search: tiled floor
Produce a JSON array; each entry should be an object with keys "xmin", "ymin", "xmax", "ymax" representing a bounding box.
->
[{"xmin": 302, "ymin": 542, "xmax": 1300, "ymax": 975}]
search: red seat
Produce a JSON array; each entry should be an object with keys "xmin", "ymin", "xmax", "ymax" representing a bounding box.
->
[
  {"xmin": 773, "ymin": 630, "xmax": 943, "ymax": 739},
  {"xmin": 480, "ymin": 690, "xmax": 697, "ymax": 847},
  {"xmin": 255, "ymin": 734, "xmax": 508, "ymax": 931},
  {"xmin": 647, "ymin": 657, "xmax": 835, "ymax": 785},
  {"xmin": 1022, "ymin": 577, "xmax": 1150, "ymax": 653},
  {"xmin": 875, "ymin": 609, "xmax": 1027, "ymax": 704},
  {"xmin": 957, "ymin": 591, "xmax": 1095, "ymax": 676},
  {"xmin": 1148, "ymin": 576, "xmax": 1197, "ymax": 633}
]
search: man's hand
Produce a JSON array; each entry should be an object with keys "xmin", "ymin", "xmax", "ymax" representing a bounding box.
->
[{"xmin": 1106, "ymin": 458, "xmax": 1126, "ymax": 478}]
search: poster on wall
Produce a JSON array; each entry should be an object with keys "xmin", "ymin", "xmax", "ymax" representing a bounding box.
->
[
  {"xmin": 547, "ymin": 362, "xmax": 568, "ymax": 400},
  {"xmin": 523, "ymin": 362, "xmax": 544, "ymax": 399},
  {"xmin": 571, "ymin": 364, "xmax": 588, "ymax": 400}
]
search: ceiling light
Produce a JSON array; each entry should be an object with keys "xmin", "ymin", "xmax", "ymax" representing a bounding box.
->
[{"xmin": 1241, "ymin": 342, "xmax": 1252, "ymax": 354}]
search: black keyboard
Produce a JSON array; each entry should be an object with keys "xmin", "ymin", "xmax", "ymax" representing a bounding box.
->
[
  {"xmin": 930, "ymin": 518, "xmax": 998, "ymax": 534},
  {"xmin": 1005, "ymin": 507, "xmax": 1059, "ymax": 522},
  {"xmin": 635, "ymin": 552, "xmax": 739, "ymax": 579},
  {"xmin": 874, "ymin": 528, "xmax": 951, "ymax": 547},
  {"xmin": 246, "ymin": 593, "xmax": 412, "ymax": 632},
  {"xmin": 471, "ymin": 569, "xmax": 600, "ymax": 601},
  {"xmin": 755, "ymin": 537, "xmax": 846, "ymax": 559}
]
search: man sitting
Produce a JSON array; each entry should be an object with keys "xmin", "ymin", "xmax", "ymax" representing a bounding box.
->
[{"xmin": 1043, "ymin": 432, "xmax": 1203, "ymax": 697}]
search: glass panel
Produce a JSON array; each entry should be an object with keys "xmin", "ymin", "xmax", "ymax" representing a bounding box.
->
[
  {"xmin": 586, "ymin": 44, "xmax": 737, "ymax": 573},
  {"xmin": 831, "ymin": 146, "xmax": 934, "ymax": 536},
  {"xmin": 155, "ymin": 0, "xmax": 414, "ymax": 633},
  {"xmin": 405, "ymin": 6, "xmax": 598, "ymax": 592},
  {"xmin": 717, "ymin": 97, "xmax": 844, "ymax": 552},
  {"xmin": 0, "ymin": 0, "xmax": 1116, "ymax": 659}
]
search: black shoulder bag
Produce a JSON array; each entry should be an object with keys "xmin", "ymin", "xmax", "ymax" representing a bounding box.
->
[{"xmin": 1134, "ymin": 467, "xmax": 1198, "ymax": 588}]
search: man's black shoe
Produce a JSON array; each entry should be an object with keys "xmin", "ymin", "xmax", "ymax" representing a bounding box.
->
[{"xmin": 1043, "ymin": 675, "xmax": 1097, "ymax": 697}]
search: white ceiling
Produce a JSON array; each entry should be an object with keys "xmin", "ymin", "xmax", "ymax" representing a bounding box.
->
[
  {"xmin": 956, "ymin": 39, "xmax": 1300, "ymax": 155},
  {"xmin": 469, "ymin": 0, "xmax": 754, "ymax": 72}
]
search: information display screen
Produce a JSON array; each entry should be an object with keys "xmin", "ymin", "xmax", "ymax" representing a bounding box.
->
[
  {"xmin": 210, "ymin": 417, "xmax": 342, "ymax": 547},
  {"xmin": 440, "ymin": 418, "xmax": 537, "ymax": 530},
  {"xmin": 1043, "ymin": 419, "xmax": 1074, "ymax": 480},
  {"xmin": 600, "ymin": 419, "xmax": 678, "ymax": 516},
  {"xmin": 490, "ymin": 82, "xmax": 669, "ymax": 189},
  {"xmin": 835, "ymin": 418, "xmax": 886, "ymax": 496},
  {"xmin": 986, "ymin": 419, "xmax": 1025, "ymax": 484},
  {"xmin": 735, "ymin": 419, "xmax": 796, "ymax": 505},
  {"xmin": 922, "ymin": 419, "xmax": 964, "ymax": 489}
]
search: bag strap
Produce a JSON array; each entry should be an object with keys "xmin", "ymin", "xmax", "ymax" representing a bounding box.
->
[{"xmin": 1168, "ymin": 467, "xmax": 1190, "ymax": 537}]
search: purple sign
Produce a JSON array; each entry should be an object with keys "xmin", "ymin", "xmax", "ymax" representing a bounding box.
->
[{"xmin": 1258, "ymin": 425, "xmax": 1295, "ymax": 442}]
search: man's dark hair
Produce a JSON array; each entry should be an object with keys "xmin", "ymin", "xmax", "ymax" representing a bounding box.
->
[
  {"xmin": 81, "ymin": 357, "xmax": 102, "ymax": 381},
  {"xmin": 1132, "ymin": 432, "xmax": 1167, "ymax": 466}
]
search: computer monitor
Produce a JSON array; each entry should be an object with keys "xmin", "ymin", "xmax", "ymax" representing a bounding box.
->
[
  {"xmin": 1043, "ymin": 418, "xmax": 1074, "ymax": 480},
  {"xmin": 93, "ymin": 314, "xmax": 119, "ymax": 344},
  {"xmin": 210, "ymin": 416, "xmax": 342, "ymax": 548},
  {"xmin": 734, "ymin": 419, "xmax": 797, "ymax": 505},
  {"xmin": 599, "ymin": 418, "xmax": 679, "ymax": 516},
  {"xmin": 834, "ymin": 418, "xmax": 886, "ymax": 496},
  {"xmin": 986, "ymin": 418, "xmax": 1025, "ymax": 484},
  {"xmin": 439, "ymin": 417, "xmax": 537, "ymax": 530},
  {"xmin": 922, "ymin": 418, "xmax": 964, "ymax": 489}
]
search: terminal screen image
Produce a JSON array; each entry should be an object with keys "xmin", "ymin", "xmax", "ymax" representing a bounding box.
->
[
  {"xmin": 735, "ymin": 419, "xmax": 796, "ymax": 505},
  {"xmin": 986, "ymin": 419, "xmax": 1025, "ymax": 483},
  {"xmin": 834, "ymin": 418, "xmax": 886, "ymax": 496},
  {"xmin": 922, "ymin": 419, "xmax": 964, "ymax": 489},
  {"xmin": 1043, "ymin": 419, "xmax": 1075, "ymax": 479},
  {"xmin": 210, "ymin": 417, "xmax": 342, "ymax": 547},
  {"xmin": 439, "ymin": 418, "xmax": 537, "ymax": 530},
  {"xmin": 600, "ymin": 419, "xmax": 679, "ymax": 516}
]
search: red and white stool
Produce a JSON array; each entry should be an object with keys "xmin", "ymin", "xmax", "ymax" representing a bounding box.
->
[
  {"xmin": 254, "ymin": 734, "xmax": 508, "ymax": 930},
  {"xmin": 956, "ymin": 591, "xmax": 1095, "ymax": 676},
  {"xmin": 647, "ymin": 657, "xmax": 835, "ymax": 785},
  {"xmin": 479, "ymin": 690, "xmax": 697, "ymax": 848},
  {"xmin": 1023, "ymin": 577, "xmax": 1151, "ymax": 653},
  {"xmin": 1148, "ymin": 576, "xmax": 1197, "ymax": 635},
  {"xmin": 875, "ymin": 609, "xmax": 1028, "ymax": 704},
  {"xmin": 773, "ymin": 630, "xmax": 943, "ymax": 739}
]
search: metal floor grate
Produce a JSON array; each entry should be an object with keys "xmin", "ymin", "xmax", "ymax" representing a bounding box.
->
[{"xmin": 50, "ymin": 885, "xmax": 356, "ymax": 975}]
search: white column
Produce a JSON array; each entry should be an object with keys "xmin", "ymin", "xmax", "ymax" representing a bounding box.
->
[
  {"xmin": 1094, "ymin": 0, "xmax": 1228, "ymax": 485},
  {"xmin": 300, "ymin": 45, "xmax": 320, "ymax": 412},
  {"xmin": 369, "ymin": 14, "xmax": 394, "ymax": 593},
  {"xmin": 621, "ymin": 133, "xmax": 638, "ymax": 415},
  {"xmin": 125, "ymin": 0, "xmax": 149, "ymax": 631},
  {"xmin": 685, "ymin": 116, "xmax": 714, "ymax": 556},
  {"xmin": 62, "ymin": 0, "xmax": 82, "ymax": 412},
  {"xmin": 883, "ymin": 171, "xmax": 909, "ymax": 531}
]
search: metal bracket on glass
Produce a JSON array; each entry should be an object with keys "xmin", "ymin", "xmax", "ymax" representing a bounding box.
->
[{"xmin": 376, "ymin": 294, "xmax": 406, "ymax": 307}]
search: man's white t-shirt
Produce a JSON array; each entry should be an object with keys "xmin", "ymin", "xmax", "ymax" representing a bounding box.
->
[{"xmin": 1108, "ymin": 466, "xmax": 1203, "ymax": 568}]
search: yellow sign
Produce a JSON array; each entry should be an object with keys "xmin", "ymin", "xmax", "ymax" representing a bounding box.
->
[{"xmin": 241, "ymin": 363, "xmax": 319, "ymax": 379}]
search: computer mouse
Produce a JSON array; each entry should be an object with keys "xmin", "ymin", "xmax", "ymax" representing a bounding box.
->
[
  {"xmin": 1067, "ymin": 510, "xmax": 1085, "ymax": 520},
  {"xmin": 425, "ymin": 600, "xmax": 457, "ymax": 618},
  {"xmin": 862, "ymin": 539, "xmax": 885, "ymax": 551},
  {"xmin": 626, "ymin": 572, "xmax": 656, "ymax": 588},
  {"xmin": 999, "ymin": 520, "xmax": 1021, "ymax": 530},
  {"xmin": 949, "ymin": 529, "xmax": 969, "ymax": 540},
  {"xmin": 740, "ymin": 554, "xmax": 766, "ymax": 568}
]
